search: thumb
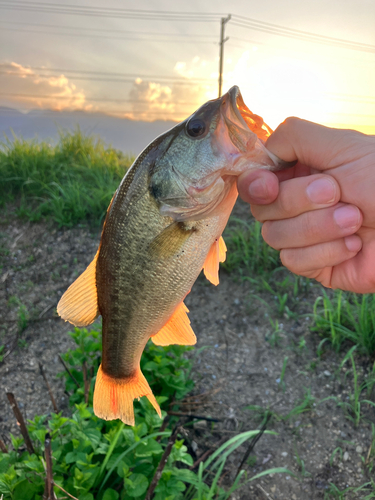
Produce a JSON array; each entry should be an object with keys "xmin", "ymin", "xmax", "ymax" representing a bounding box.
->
[{"xmin": 237, "ymin": 169, "xmax": 279, "ymax": 205}]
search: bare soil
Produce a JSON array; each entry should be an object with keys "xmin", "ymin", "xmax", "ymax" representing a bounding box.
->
[{"xmin": 1, "ymin": 201, "xmax": 374, "ymax": 499}]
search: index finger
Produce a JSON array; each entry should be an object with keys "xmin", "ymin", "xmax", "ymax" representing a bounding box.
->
[{"xmin": 265, "ymin": 117, "xmax": 364, "ymax": 170}]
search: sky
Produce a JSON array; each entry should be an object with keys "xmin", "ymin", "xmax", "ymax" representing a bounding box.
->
[{"xmin": 0, "ymin": 0, "xmax": 374, "ymax": 134}]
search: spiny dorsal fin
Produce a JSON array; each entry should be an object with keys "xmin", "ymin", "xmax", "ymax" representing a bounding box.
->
[
  {"xmin": 57, "ymin": 251, "xmax": 99, "ymax": 327},
  {"xmin": 203, "ymin": 236, "xmax": 227, "ymax": 286},
  {"xmin": 93, "ymin": 364, "xmax": 161, "ymax": 426},
  {"xmin": 151, "ymin": 302, "xmax": 196, "ymax": 346}
]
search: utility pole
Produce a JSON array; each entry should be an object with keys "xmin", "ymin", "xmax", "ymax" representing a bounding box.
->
[{"xmin": 218, "ymin": 14, "xmax": 231, "ymax": 97}]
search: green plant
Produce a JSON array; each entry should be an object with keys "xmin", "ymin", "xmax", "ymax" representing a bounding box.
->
[
  {"xmin": 0, "ymin": 129, "xmax": 133, "ymax": 227},
  {"xmin": 324, "ymin": 481, "xmax": 375, "ymax": 500},
  {"xmin": 363, "ymin": 424, "xmax": 375, "ymax": 475},
  {"xmin": 323, "ymin": 352, "xmax": 375, "ymax": 427},
  {"xmin": 293, "ymin": 443, "xmax": 311, "ymax": 479},
  {"xmin": 222, "ymin": 217, "xmax": 280, "ymax": 277},
  {"xmin": 265, "ymin": 318, "xmax": 282, "ymax": 347},
  {"xmin": 277, "ymin": 356, "xmax": 289, "ymax": 392},
  {"xmin": 0, "ymin": 326, "xmax": 288, "ymax": 500},
  {"xmin": 330, "ymin": 447, "xmax": 343, "ymax": 466},
  {"xmin": 312, "ymin": 290, "xmax": 375, "ymax": 355},
  {"xmin": 284, "ymin": 388, "xmax": 316, "ymax": 420}
]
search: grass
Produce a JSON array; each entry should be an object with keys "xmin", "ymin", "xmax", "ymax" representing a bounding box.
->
[
  {"xmin": 324, "ymin": 352, "xmax": 375, "ymax": 427},
  {"xmin": 222, "ymin": 217, "xmax": 281, "ymax": 278},
  {"xmin": 312, "ymin": 289, "xmax": 375, "ymax": 355},
  {"xmin": 0, "ymin": 129, "xmax": 133, "ymax": 227}
]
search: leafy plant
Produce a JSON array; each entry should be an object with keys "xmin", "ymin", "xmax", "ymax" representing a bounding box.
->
[{"xmin": 0, "ymin": 326, "xmax": 286, "ymax": 500}]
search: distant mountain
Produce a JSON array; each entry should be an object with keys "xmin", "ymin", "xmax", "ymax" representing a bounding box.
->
[{"xmin": 0, "ymin": 107, "xmax": 178, "ymax": 155}]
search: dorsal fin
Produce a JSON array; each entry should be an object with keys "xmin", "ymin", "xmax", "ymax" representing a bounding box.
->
[
  {"xmin": 203, "ymin": 236, "xmax": 227, "ymax": 286},
  {"xmin": 57, "ymin": 251, "xmax": 99, "ymax": 327},
  {"xmin": 151, "ymin": 302, "xmax": 196, "ymax": 346}
]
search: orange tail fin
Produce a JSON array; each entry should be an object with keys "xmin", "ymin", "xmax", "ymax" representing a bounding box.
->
[{"xmin": 93, "ymin": 364, "xmax": 161, "ymax": 426}]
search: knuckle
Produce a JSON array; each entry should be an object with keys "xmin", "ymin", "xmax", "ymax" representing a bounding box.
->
[
  {"xmin": 277, "ymin": 188, "xmax": 297, "ymax": 217},
  {"xmin": 251, "ymin": 205, "xmax": 267, "ymax": 223},
  {"xmin": 262, "ymin": 222, "xmax": 281, "ymax": 250},
  {"xmin": 280, "ymin": 248, "xmax": 297, "ymax": 272},
  {"xmin": 303, "ymin": 211, "xmax": 323, "ymax": 241},
  {"xmin": 279, "ymin": 116, "xmax": 300, "ymax": 133}
]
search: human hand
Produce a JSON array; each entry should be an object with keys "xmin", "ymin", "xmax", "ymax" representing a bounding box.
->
[{"xmin": 237, "ymin": 117, "xmax": 375, "ymax": 293}]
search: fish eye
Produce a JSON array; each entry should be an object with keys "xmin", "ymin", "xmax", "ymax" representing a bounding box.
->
[{"xmin": 186, "ymin": 118, "xmax": 207, "ymax": 138}]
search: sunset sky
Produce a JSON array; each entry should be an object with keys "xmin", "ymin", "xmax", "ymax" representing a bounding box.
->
[{"xmin": 0, "ymin": 0, "xmax": 374, "ymax": 134}]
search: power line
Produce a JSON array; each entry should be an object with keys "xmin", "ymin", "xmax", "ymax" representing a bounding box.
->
[
  {"xmin": 0, "ymin": 1, "xmax": 225, "ymax": 17},
  {"xmin": 0, "ymin": 2, "xmax": 223, "ymax": 21},
  {"xmin": 230, "ymin": 16, "xmax": 375, "ymax": 53},
  {"xmin": 0, "ymin": 20, "xmax": 218, "ymax": 37},
  {"xmin": 0, "ymin": 27, "xmax": 218, "ymax": 44},
  {"xmin": 0, "ymin": 1, "xmax": 372, "ymax": 53},
  {"xmin": 0, "ymin": 67, "xmax": 215, "ymax": 84},
  {"xmin": 0, "ymin": 92, "xmax": 202, "ymax": 107}
]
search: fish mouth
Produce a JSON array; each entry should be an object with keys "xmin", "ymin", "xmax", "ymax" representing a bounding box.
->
[{"xmin": 221, "ymin": 86, "xmax": 273, "ymax": 149}]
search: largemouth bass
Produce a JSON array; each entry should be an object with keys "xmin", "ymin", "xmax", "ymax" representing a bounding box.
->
[{"xmin": 58, "ymin": 86, "xmax": 288, "ymax": 425}]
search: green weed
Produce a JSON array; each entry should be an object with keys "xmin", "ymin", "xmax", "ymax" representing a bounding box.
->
[
  {"xmin": 265, "ymin": 318, "xmax": 283, "ymax": 347},
  {"xmin": 324, "ymin": 353, "xmax": 375, "ymax": 427},
  {"xmin": 312, "ymin": 290, "xmax": 375, "ymax": 355},
  {"xmin": 324, "ymin": 481, "xmax": 375, "ymax": 499},
  {"xmin": 222, "ymin": 217, "xmax": 280, "ymax": 277},
  {"xmin": 293, "ymin": 443, "xmax": 312, "ymax": 479},
  {"xmin": 277, "ymin": 356, "xmax": 289, "ymax": 393},
  {"xmin": 284, "ymin": 388, "xmax": 316, "ymax": 420},
  {"xmin": 0, "ymin": 129, "xmax": 133, "ymax": 227},
  {"xmin": 0, "ymin": 326, "xmax": 287, "ymax": 500}
]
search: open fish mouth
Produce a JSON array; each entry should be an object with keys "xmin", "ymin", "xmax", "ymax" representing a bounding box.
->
[
  {"xmin": 223, "ymin": 86, "xmax": 295, "ymax": 170},
  {"xmin": 225, "ymin": 85, "xmax": 273, "ymax": 145}
]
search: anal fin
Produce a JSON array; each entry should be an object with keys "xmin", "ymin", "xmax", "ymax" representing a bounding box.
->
[
  {"xmin": 151, "ymin": 302, "xmax": 196, "ymax": 346},
  {"xmin": 93, "ymin": 364, "xmax": 161, "ymax": 426},
  {"xmin": 203, "ymin": 236, "xmax": 227, "ymax": 286},
  {"xmin": 57, "ymin": 251, "xmax": 99, "ymax": 327}
]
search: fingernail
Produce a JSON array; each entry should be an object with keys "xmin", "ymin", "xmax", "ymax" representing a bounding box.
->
[
  {"xmin": 334, "ymin": 206, "xmax": 360, "ymax": 229},
  {"xmin": 344, "ymin": 235, "xmax": 362, "ymax": 253},
  {"xmin": 248, "ymin": 178, "xmax": 268, "ymax": 201},
  {"xmin": 306, "ymin": 178, "xmax": 336, "ymax": 204}
]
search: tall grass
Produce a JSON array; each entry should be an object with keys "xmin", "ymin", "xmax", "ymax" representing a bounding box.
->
[
  {"xmin": 312, "ymin": 289, "xmax": 375, "ymax": 355},
  {"xmin": 0, "ymin": 129, "xmax": 133, "ymax": 226},
  {"xmin": 222, "ymin": 217, "xmax": 281, "ymax": 277}
]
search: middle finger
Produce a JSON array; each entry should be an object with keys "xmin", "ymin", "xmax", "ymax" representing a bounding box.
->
[
  {"xmin": 251, "ymin": 174, "xmax": 340, "ymax": 222},
  {"xmin": 262, "ymin": 203, "xmax": 362, "ymax": 250}
]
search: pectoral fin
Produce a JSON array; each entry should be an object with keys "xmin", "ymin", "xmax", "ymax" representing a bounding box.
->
[
  {"xmin": 57, "ymin": 251, "xmax": 99, "ymax": 327},
  {"xmin": 151, "ymin": 302, "xmax": 196, "ymax": 346},
  {"xmin": 149, "ymin": 222, "xmax": 195, "ymax": 259},
  {"xmin": 203, "ymin": 236, "xmax": 227, "ymax": 286}
]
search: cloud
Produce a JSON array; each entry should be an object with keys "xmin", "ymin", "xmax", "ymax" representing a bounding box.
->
[
  {"xmin": 0, "ymin": 62, "xmax": 90, "ymax": 111},
  {"xmin": 125, "ymin": 57, "xmax": 218, "ymax": 122}
]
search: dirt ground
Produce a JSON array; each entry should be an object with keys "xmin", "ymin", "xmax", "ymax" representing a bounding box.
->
[{"xmin": 1, "ymin": 201, "xmax": 374, "ymax": 499}]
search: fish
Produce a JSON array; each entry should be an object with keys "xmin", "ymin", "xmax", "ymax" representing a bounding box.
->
[{"xmin": 57, "ymin": 86, "xmax": 289, "ymax": 426}]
